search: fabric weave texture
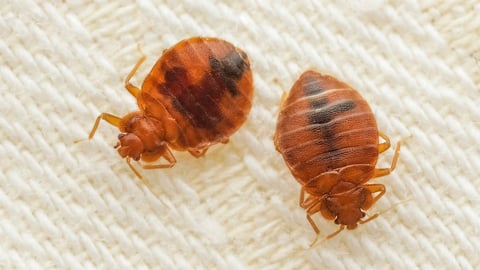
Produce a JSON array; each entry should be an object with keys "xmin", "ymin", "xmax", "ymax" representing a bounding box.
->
[{"xmin": 1, "ymin": 1, "xmax": 479, "ymax": 269}]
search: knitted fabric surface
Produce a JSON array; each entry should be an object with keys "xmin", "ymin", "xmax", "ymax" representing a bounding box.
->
[{"xmin": 1, "ymin": 1, "xmax": 479, "ymax": 269}]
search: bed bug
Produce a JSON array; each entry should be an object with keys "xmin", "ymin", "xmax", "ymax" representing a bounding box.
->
[
  {"xmin": 87, "ymin": 37, "xmax": 253, "ymax": 178},
  {"xmin": 274, "ymin": 70, "xmax": 401, "ymax": 244}
]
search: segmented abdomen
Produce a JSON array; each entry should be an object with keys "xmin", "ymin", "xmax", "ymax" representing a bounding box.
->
[
  {"xmin": 141, "ymin": 37, "xmax": 253, "ymax": 149},
  {"xmin": 275, "ymin": 71, "xmax": 379, "ymax": 185}
]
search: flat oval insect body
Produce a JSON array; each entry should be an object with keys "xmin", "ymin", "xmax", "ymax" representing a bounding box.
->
[
  {"xmin": 274, "ymin": 70, "xmax": 400, "ymax": 242},
  {"xmin": 88, "ymin": 37, "xmax": 253, "ymax": 177}
]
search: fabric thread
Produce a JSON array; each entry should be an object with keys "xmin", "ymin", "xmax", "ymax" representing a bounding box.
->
[{"xmin": 1, "ymin": 1, "xmax": 479, "ymax": 269}]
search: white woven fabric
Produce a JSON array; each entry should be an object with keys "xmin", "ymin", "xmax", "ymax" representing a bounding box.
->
[{"xmin": 1, "ymin": 1, "xmax": 479, "ymax": 269}]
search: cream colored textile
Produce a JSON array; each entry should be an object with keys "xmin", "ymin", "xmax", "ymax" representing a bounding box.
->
[{"xmin": 1, "ymin": 1, "xmax": 479, "ymax": 269}]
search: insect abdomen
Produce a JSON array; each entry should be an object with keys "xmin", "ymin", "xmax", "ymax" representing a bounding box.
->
[{"xmin": 275, "ymin": 71, "xmax": 379, "ymax": 184}]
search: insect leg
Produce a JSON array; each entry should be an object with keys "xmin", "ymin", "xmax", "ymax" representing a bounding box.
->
[
  {"xmin": 126, "ymin": 157, "xmax": 143, "ymax": 179},
  {"xmin": 141, "ymin": 147, "xmax": 177, "ymax": 169},
  {"xmin": 363, "ymin": 184, "xmax": 386, "ymax": 204},
  {"xmin": 124, "ymin": 45, "xmax": 146, "ymax": 98},
  {"xmin": 188, "ymin": 147, "xmax": 208, "ymax": 157},
  {"xmin": 377, "ymin": 131, "xmax": 391, "ymax": 153},
  {"xmin": 306, "ymin": 214, "xmax": 323, "ymax": 247},
  {"xmin": 326, "ymin": 225, "xmax": 345, "ymax": 240},
  {"xmin": 305, "ymin": 213, "xmax": 320, "ymax": 235},
  {"xmin": 358, "ymin": 213, "xmax": 379, "ymax": 225},
  {"xmin": 373, "ymin": 140, "xmax": 401, "ymax": 178},
  {"xmin": 300, "ymin": 189, "xmax": 321, "ymax": 232},
  {"xmin": 299, "ymin": 188, "xmax": 324, "ymax": 246},
  {"xmin": 299, "ymin": 187, "xmax": 306, "ymax": 207},
  {"xmin": 358, "ymin": 184, "xmax": 384, "ymax": 224},
  {"xmin": 310, "ymin": 225, "xmax": 345, "ymax": 248},
  {"xmin": 88, "ymin": 113, "xmax": 122, "ymax": 139},
  {"xmin": 127, "ymin": 148, "xmax": 177, "ymax": 179}
]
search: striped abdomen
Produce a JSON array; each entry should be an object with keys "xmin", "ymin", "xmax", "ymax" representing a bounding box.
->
[
  {"xmin": 275, "ymin": 71, "xmax": 379, "ymax": 187},
  {"xmin": 140, "ymin": 37, "xmax": 253, "ymax": 150}
]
